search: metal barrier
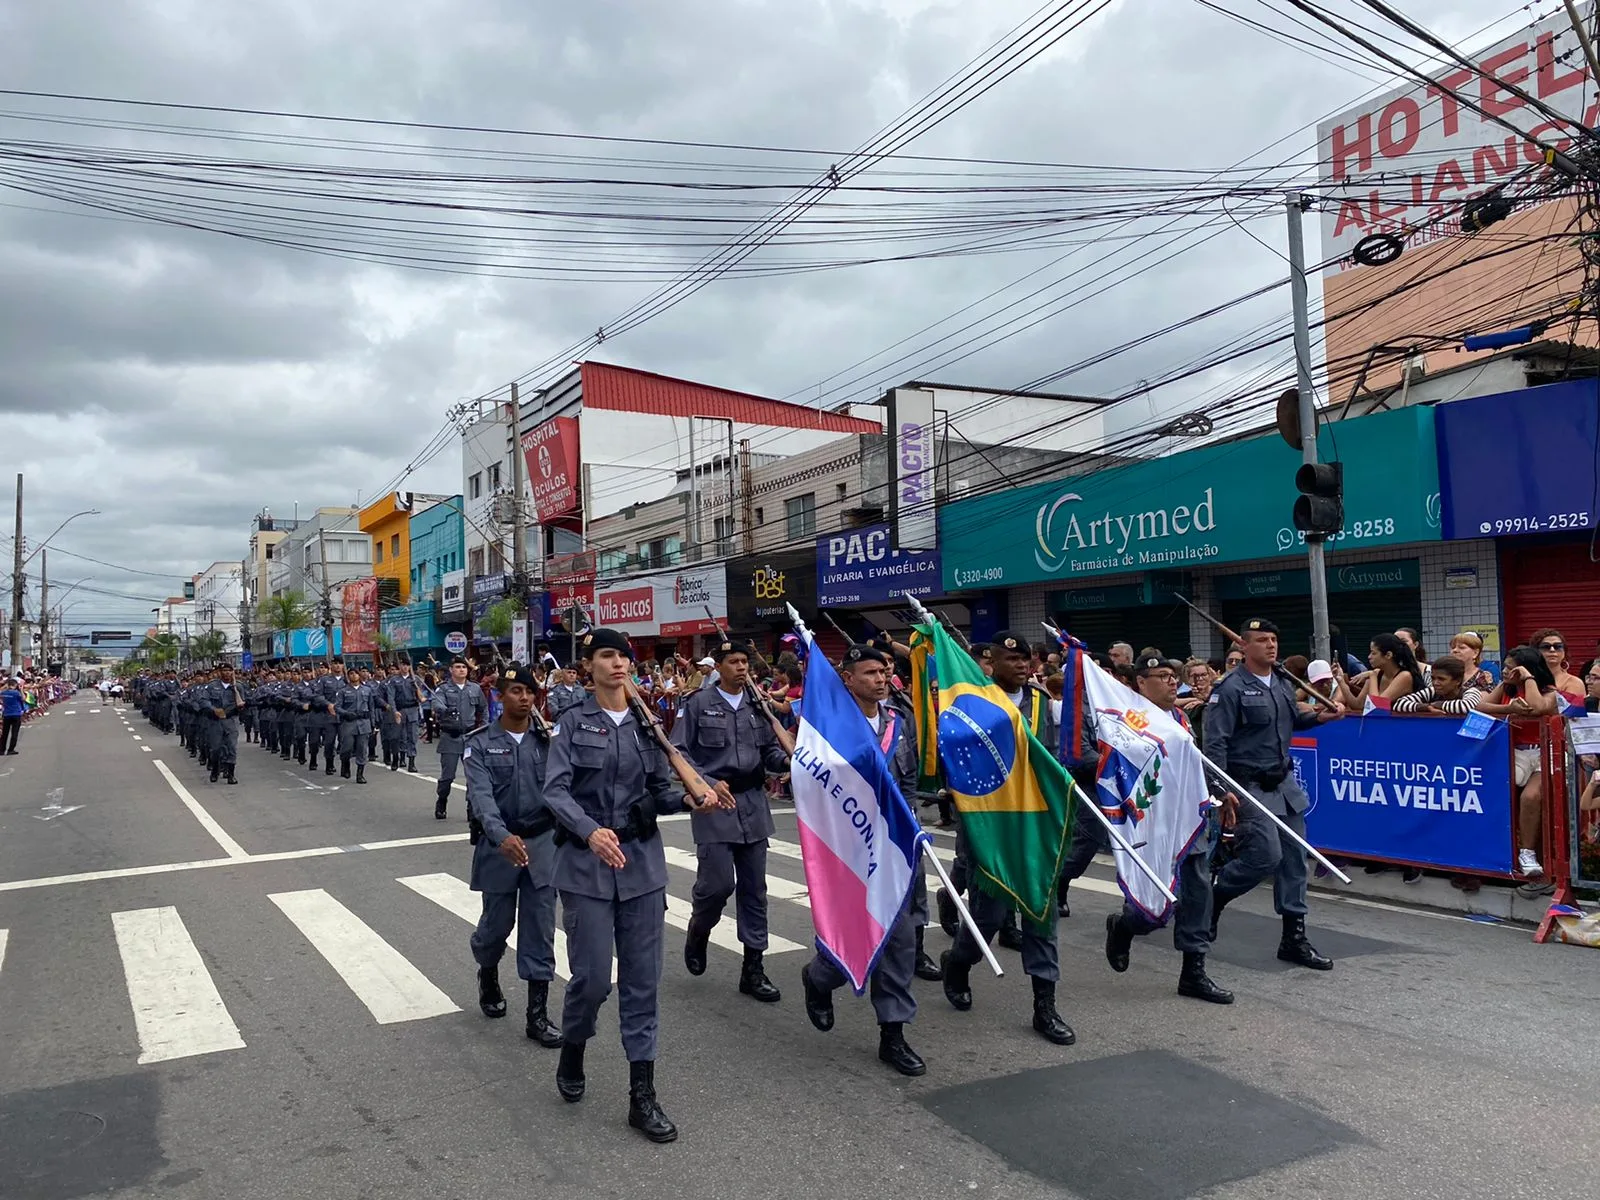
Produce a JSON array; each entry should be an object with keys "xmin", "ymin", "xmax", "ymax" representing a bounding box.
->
[
  {"xmin": 1534, "ymin": 716, "xmax": 1578, "ymax": 944},
  {"xmin": 1566, "ymin": 713, "xmax": 1600, "ymax": 893}
]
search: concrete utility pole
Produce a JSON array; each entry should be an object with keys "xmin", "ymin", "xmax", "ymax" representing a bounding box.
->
[
  {"xmin": 38, "ymin": 549, "xmax": 48, "ymax": 668},
  {"xmin": 8, "ymin": 474, "xmax": 22, "ymax": 670},
  {"xmin": 507, "ymin": 382, "xmax": 529, "ymax": 588},
  {"xmin": 317, "ymin": 528, "xmax": 335, "ymax": 664},
  {"xmin": 1286, "ymin": 193, "xmax": 1332, "ymax": 664}
]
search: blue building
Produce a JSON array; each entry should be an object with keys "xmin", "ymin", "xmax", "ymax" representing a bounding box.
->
[{"xmin": 380, "ymin": 495, "xmax": 463, "ymax": 661}]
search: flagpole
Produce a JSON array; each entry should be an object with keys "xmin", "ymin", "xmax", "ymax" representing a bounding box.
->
[
  {"xmin": 1062, "ymin": 775, "xmax": 1180, "ymax": 904},
  {"xmin": 1042, "ymin": 621, "xmax": 1352, "ymax": 887},
  {"xmin": 921, "ymin": 842, "xmax": 1004, "ymax": 978},
  {"xmin": 788, "ymin": 602, "xmax": 1002, "ymax": 977}
]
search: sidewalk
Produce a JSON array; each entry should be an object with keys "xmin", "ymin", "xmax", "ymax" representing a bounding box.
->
[{"xmin": 1309, "ymin": 866, "xmax": 1575, "ymax": 925}]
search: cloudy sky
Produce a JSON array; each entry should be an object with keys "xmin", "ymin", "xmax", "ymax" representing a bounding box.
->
[{"xmin": 0, "ymin": 0, "xmax": 1546, "ymax": 638}]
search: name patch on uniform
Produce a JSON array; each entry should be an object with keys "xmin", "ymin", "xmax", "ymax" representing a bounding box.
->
[
  {"xmin": 578, "ymin": 722, "xmax": 608, "ymax": 735},
  {"xmin": 486, "ymin": 747, "xmax": 513, "ymax": 756}
]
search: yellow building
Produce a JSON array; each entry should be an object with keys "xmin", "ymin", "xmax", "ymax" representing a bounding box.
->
[{"xmin": 358, "ymin": 493, "xmax": 449, "ymax": 605}]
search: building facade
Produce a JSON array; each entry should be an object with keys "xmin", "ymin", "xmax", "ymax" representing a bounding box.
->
[
  {"xmin": 192, "ymin": 560, "xmax": 244, "ymax": 652},
  {"xmin": 358, "ymin": 492, "xmax": 448, "ymax": 605},
  {"xmin": 266, "ymin": 508, "xmax": 370, "ymax": 603}
]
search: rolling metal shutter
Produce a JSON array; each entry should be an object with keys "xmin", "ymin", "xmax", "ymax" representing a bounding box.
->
[{"xmin": 1500, "ymin": 538, "xmax": 1600, "ymax": 662}]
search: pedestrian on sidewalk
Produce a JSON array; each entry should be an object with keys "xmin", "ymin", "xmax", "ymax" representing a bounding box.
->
[{"xmin": 1, "ymin": 677, "xmax": 25, "ymax": 754}]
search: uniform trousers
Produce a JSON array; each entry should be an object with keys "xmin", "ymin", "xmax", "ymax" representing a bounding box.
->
[
  {"xmin": 211, "ymin": 718, "xmax": 239, "ymax": 769},
  {"xmin": 309, "ymin": 717, "xmax": 338, "ymax": 762},
  {"xmin": 395, "ymin": 709, "xmax": 420, "ymax": 757},
  {"xmin": 1122, "ymin": 846, "xmax": 1214, "ymax": 953},
  {"xmin": 1212, "ymin": 785, "xmax": 1309, "ymax": 917},
  {"xmin": 1057, "ymin": 814, "xmax": 1112, "ymax": 896},
  {"xmin": 560, "ymin": 889, "xmax": 666, "ymax": 1062},
  {"xmin": 804, "ymin": 890, "xmax": 917, "ymax": 1024},
  {"xmin": 690, "ymin": 839, "xmax": 768, "ymax": 950},
  {"xmin": 436, "ymin": 750, "xmax": 461, "ymax": 803},
  {"xmin": 338, "ymin": 720, "xmax": 369, "ymax": 766},
  {"xmin": 472, "ymin": 871, "xmax": 558, "ymax": 981},
  {"xmin": 950, "ymin": 886, "xmax": 1060, "ymax": 981}
]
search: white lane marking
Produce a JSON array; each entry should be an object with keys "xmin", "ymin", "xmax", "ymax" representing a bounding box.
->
[
  {"xmin": 142, "ymin": 746, "xmax": 152, "ymax": 753},
  {"xmin": 153, "ymin": 760, "xmax": 248, "ymax": 860},
  {"xmin": 89, "ymin": 708, "xmax": 102, "ymax": 713},
  {"xmin": 63, "ymin": 710, "xmax": 76, "ymax": 715},
  {"xmin": 132, "ymin": 736, "xmax": 142, "ymax": 741},
  {"xmin": 111, "ymin": 906, "xmax": 245, "ymax": 1064},
  {"xmin": 269, "ymin": 888, "xmax": 459, "ymax": 1024},
  {"xmin": 396, "ymin": 871, "xmax": 610, "ymax": 983},
  {"xmin": 662, "ymin": 845, "xmax": 810, "ymax": 902},
  {"xmin": 0, "ymin": 928, "xmax": 7, "ymax": 976},
  {"xmin": 663, "ymin": 893, "xmax": 804, "ymax": 955}
]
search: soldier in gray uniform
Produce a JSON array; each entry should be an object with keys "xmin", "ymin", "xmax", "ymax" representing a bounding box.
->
[
  {"xmin": 336, "ymin": 667, "xmax": 371, "ymax": 783},
  {"xmin": 1103, "ymin": 657, "xmax": 1235, "ymax": 1002},
  {"xmin": 798, "ymin": 644, "xmax": 926, "ymax": 1077},
  {"xmin": 309, "ymin": 659, "xmax": 344, "ymax": 776},
  {"xmin": 463, "ymin": 662, "xmax": 561, "ymax": 1047},
  {"xmin": 541, "ymin": 627, "xmax": 721, "ymax": 1144},
  {"xmin": 671, "ymin": 637, "xmax": 791, "ymax": 1002},
  {"xmin": 546, "ymin": 666, "xmax": 587, "ymax": 721},
  {"xmin": 388, "ymin": 659, "xmax": 424, "ymax": 772},
  {"xmin": 205, "ymin": 662, "xmax": 245, "ymax": 785},
  {"xmin": 1204, "ymin": 618, "xmax": 1344, "ymax": 970},
  {"xmin": 432, "ymin": 655, "xmax": 488, "ymax": 821},
  {"xmin": 939, "ymin": 631, "xmax": 1075, "ymax": 1047},
  {"xmin": 291, "ymin": 667, "xmax": 316, "ymax": 764}
]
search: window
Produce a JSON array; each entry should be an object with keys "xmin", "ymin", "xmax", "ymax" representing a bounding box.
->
[
  {"xmin": 836, "ymin": 482, "xmax": 848, "ymax": 503},
  {"xmin": 469, "ymin": 547, "xmax": 485, "ymax": 577},
  {"xmin": 390, "ymin": 533, "xmax": 400, "ymax": 557},
  {"xmin": 469, "ymin": 473, "xmax": 482, "ymax": 500},
  {"xmin": 304, "ymin": 543, "xmax": 316, "ymax": 570},
  {"xmin": 489, "ymin": 544, "xmax": 506, "ymax": 573},
  {"xmin": 713, "ymin": 515, "xmax": 734, "ymax": 556},
  {"xmin": 785, "ymin": 493, "xmax": 816, "ymax": 541},
  {"xmin": 754, "ymin": 506, "xmax": 764, "ymax": 527},
  {"xmin": 346, "ymin": 539, "xmax": 371, "ymax": 564},
  {"xmin": 598, "ymin": 549, "xmax": 627, "ymax": 575},
  {"xmin": 488, "ymin": 463, "xmax": 502, "ymax": 491},
  {"xmin": 375, "ymin": 542, "xmax": 384, "ymax": 564}
]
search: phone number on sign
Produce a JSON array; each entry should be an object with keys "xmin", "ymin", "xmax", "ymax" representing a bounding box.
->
[
  {"xmin": 1477, "ymin": 513, "xmax": 1591, "ymax": 534},
  {"xmin": 951, "ymin": 566, "xmax": 1004, "ymax": 587},
  {"xmin": 1283, "ymin": 517, "xmax": 1396, "ymax": 548}
]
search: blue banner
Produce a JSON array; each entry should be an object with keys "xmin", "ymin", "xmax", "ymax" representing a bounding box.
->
[
  {"xmin": 1293, "ymin": 712, "xmax": 1513, "ymax": 874},
  {"xmin": 1436, "ymin": 378, "xmax": 1598, "ymax": 539},
  {"xmin": 816, "ymin": 523, "xmax": 941, "ymax": 606},
  {"xmin": 268, "ymin": 627, "xmax": 344, "ymax": 659}
]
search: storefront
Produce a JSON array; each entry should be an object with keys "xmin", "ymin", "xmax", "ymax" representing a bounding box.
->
[
  {"xmin": 814, "ymin": 522, "xmax": 991, "ymax": 653},
  {"xmin": 1436, "ymin": 377, "xmax": 1600, "ymax": 659},
  {"xmin": 938, "ymin": 406, "xmax": 1442, "ymax": 657},
  {"xmin": 726, "ymin": 548, "xmax": 816, "ymax": 655},
  {"xmin": 438, "ymin": 568, "xmax": 468, "ymax": 652},
  {"xmin": 381, "ymin": 600, "xmax": 445, "ymax": 662},
  {"xmin": 1214, "ymin": 559, "xmax": 1422, "ymax": 662},
  {"xmin": 593, "ymin": 564, "xmax": 728, "ymax": 662}
]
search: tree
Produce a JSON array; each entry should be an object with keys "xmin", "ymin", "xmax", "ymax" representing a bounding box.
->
[
  {"xmin": 479, "ymin": 598, "xmax": 521, "ymax": 667},
  {"xmin": 373, "ymin": 630, "xmax": 396, "ymax": 668},
  {"xmin": 191, "ymin": 630, "xmax": 227, "ymax": 662},
  {"xmin": 136, "ymin": 632, "xmax": 181, "ymax": 668},
  {"xmin": 259, "ymin": 592, "xmax": 314, "ymax": 642}
]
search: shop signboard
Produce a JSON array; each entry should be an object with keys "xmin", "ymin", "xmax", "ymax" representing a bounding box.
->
[
  {"xmin": 728, "ymin": 549, "xmax": 817, "ymax": 625},
  {"xmin": 817, "ymin": 523, "xmax": 942, "ymax": 606},
  {"xmin": 1214, "ymin": 559, "xmax": 1419, "ymax": 600},
  {"xmin": 382, "ymin": 601, "xmax": 442, "ymax": 651},
  {"xmin": 440, "ymin": 569, "xmax": 467, "ymax": 617},
  {"xmin": 887, "ymin": 387, "xmax": 938, "ymax": 552},
  {"xmin": 270, "ymin": 626, "xmax": 345, "ymax": 659},
  {"xmin": 341, "ymin": 576, "xmax": 380, "ymax": 654},
  {"xmin": 1435, "ymin": 378, "xmax": 1598, "ymax": 539},
  {"xmin": 521, "ymin": 415, "xmax": 581, "ymax": 523},
  {"xmin": 471, "ymin": 572, "xmax": 508, "ymax": 619},
  {"xmin": 1294, "ymin": 711, "xmax": 1513, "ymax": 875},
  {"xmin": 594, "ymin": 566, "xmax": 728, "ymax": 637},
  {"xmin": 941, "ymin": 407, "xmax": 1440, "ymax": 591}
]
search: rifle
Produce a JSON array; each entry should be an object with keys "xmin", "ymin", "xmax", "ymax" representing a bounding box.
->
[
  {"xmin": 620, "ymin": 676, "xmax": 724, "ymax": 809},
  {"xmin": 817, "ymin": 610, "xmax": 911, "ymax": 707},
  {"xmin": 702, "ymin": 604, "xmax": 796, "ymax": 755},
  {"xmin": 1170, "ymin": 592, "xmax": 1338, "ymax": 710}
]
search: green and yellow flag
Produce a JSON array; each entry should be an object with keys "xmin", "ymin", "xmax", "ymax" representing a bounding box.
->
[
  {"xmin": 915, "ymin": 620, "xmax": 1075, "ymax": 923},
  {"xmin": 907, "ymin": 627, "xmax": 943, "ymax": 794}
]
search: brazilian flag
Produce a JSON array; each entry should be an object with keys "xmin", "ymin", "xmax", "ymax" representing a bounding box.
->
[{"xmin": 916, "ymin": 620, "xmax": 1075, "ymax": 924}]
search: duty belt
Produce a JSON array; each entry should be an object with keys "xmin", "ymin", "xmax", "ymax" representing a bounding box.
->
[
  {"xmin": 1239, "ymin": 763, "xmax": 1291, "ymax": 790},
  {"xmin": 504, "ymin": 811, "xmax": 557, "ymax": 839},
  {"xmin": 554, "ymin": 801, "xmax": 659, "ymax": 847},
  {"xmin": 720, "ymin": 769, "xmax": 765, "ymax": 793}
]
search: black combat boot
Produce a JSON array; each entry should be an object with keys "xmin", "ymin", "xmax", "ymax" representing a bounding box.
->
[
  {"xmin": 526, "ymin": 980, "xmax": 562, "ymax": 1047},
  {"xmin": 998, "ymin": 908, "xmax": 1025, "ymax": 951},
  {"xmin": 324, "ymin": 758, "xmax": 335, "ymax": 777},
  {"xmin": 914, "ymin": 926, "xmax": 943, "ymax": 980},
  {"xmin": 225, "ymin": 766, "xmax": 237, "ymax": 786},
  {"xmin": 627, "ymin": 1061, "xmax": 677, "ymax": 1143},
  {"xmin": 1058, "ymin": 874, "xmax": 1071, "ymax": 919},
  {"xmin": 935, "ymin": 887, "xmax": 959, "ymax": 938},
  {"xmin": 1030, "ymin": 976, "xmax": 1075, "ymax": 1045},
  {"xmin": 477, "ymin": 965, "xmax": 506, "ymax": 1018},
  {"xmin": 556, "ymin": 1041, "xmax": 586, "ymax": 1102},
  {"xmin": 1104, "ymin": 912, "xmax": 1135, "ymax": 973},
  {"xmin": 682, "ymin": 916, "xmax": 711, "ymax": 977},
  {"xmin": 355, "ymin": 764, "xmax": 366, "ymax": 784},
  {"xmin": 308, "ymin": 750, "xmax": 318, "ymax": 771},
  {"xmin": 340, "ymin": 755, "xmax": 350, "ymax": 779},
  {"xmin": 877, "ymin": 1022, "xmax": 926, "ymax": 1076},
  {"xmin": 800, "ymin": 964, "xmax": 834, "ymax": 1032},
  {"xmin": 1178, "ymin": 952, "xmax": 1234, "ymax": 1004},
  {"xmin": 940, "ymin": 950, "xmax": 973, "ymax": 1011},
  {"xmin": 1276, "ymin": 914, "xmax": 1333, "ymax": 970},
  {"xmin": 209, "ymin": 763, "xmax": 220, "ymax": 783},
  {"xmin": 738, "ymin": 946, "xmax": 781, "ymax": 1002},
  {"xmin": 407, "ymin": 755, "xmax": 416, "ymax": 773},
  {"xmin": 434, "ymin": 798, "xmax": 447, "ymax": 820}
]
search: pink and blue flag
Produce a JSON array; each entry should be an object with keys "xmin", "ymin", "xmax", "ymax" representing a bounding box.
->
[{"xmin": 790, "ymin": 627, "xmax": 927, "ymax": 993}]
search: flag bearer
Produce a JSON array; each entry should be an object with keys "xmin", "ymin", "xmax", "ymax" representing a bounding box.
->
[
  {"xmin": 939, "ymin": 631, "xmax": 1075, "ymax": 1047},
  {"xmin": 1103, "ymin": 657, "xmax": 1235, "ymax": 1003},
  {"xmin": 672, "ymin": 637, "xmax": 790, "ymax": 1003},
  {"xmin": 463, "ymin": 663, "xmax": 561, "ymax": 1048},
  {"xmin": 798, "ymin": 644, "xmax": 926, "ymax": 1077},
  {"xmin": 541, "ymin": 628, "xmax": 717, "ymax": 1144}
]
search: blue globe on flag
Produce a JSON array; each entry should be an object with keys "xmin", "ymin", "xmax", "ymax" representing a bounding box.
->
[{"xmin": 938, "ymin": 691, "xmax": 1017, "ymax": 799}]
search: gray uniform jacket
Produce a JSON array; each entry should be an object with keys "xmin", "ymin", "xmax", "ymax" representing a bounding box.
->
[
  {"xmin": 431, "ymin": 681, "xmax": 488, "ymax": 755},
  {"xmin": 335, "ymin": 681, "xmax": 368, "ymax": 723},
  {"xmin": 207, "ymin": 679, "xmax": 246, "ymax": 721},
  {"xmin": 671, "ymin": 686, "xmax": 789, "ymax": 844},
  {"xmin": 1203, "ymin": 665, "xmax": 1319, "ymax": 815},
  {"xmin": 464, "ymin": 722, "xmax": 554, "ymax": 891},
  {"xmin": 874, "ymin": 701, "xmax": 919, "ymax": 799},
  {"xmin": 547, "ymin": 683, "xmax": 587, "ymax": 719},
  {"xmin": 388, "ymin": 673, "xmax": 424, "ymax": 713},
  {"xmin": 292, "ymin": 681, "xmax": 317, "ymax": 717},
  {"xmin": 313, "ymin": 674, "xmax": 343, "ymax": 722},
  {"xmin": 541, "ymin": 698, "xmax": 684, "ymax": 902}
]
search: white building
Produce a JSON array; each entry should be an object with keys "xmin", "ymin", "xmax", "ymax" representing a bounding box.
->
[{"xmin": 193, "ymin": 560, "xmax": 245, "ymax": 651}]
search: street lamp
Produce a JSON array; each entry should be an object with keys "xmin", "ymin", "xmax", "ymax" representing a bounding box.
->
[{"xmin": 6, "ymin": 507, "xmax": 99, "ymax": 670}]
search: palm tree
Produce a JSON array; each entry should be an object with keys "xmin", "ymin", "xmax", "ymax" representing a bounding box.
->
[
  {"xmin": 373, "ymin": 630, "xmax": 397, "ymax": 668},
  {"xmin": 137, "ymin": 632, "xmax": 181, "ymax": 668},
  {"xmin": 259, "ymin": 592, "xmax": 314, "ymax": 647},
  {"xmin": 191, "ymin": 630, "xmax": 227, "ymax": 662}
]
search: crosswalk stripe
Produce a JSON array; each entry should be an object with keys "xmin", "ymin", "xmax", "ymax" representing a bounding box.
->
[
  {"xmin": 0, "ymin": 928, "xmax": 8, "ymax": 977},
  {"xmin": 661, "ymin": 845, "xmax": 810, "ymax": 902},
  {"xmin": 395, "ymin": 872, "xmax": 613, "ymax": 983},
  {"xmin": 662, "ymin": 894, "xmax": 806, "ymax": 955},
  {"xmin": 111, "ymin": 906, "xmax": 245, "ymax": 1064},
  {"xmin": 269, "ymin": 889, "xmax": 459, "ymax": 1024}
]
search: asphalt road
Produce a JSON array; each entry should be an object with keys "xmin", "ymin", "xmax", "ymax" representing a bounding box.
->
[{"xmin": 1, "ymin": 694, "xmax": 1597, "ymax": 1200}]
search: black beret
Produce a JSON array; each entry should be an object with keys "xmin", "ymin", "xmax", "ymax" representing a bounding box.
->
[
  {"xmin": 1135, "ymin": 656, "xmax": 1169, "ymax": 676},
  {"xmin": 841, "ymin": 643, "xmax": 888, "ymax": 666},
  {"xmin": 1242, "ymin": 618, "xmax": 1280, "ymax": 635},
  {"xmin": 332, "ymin": 656, "xmax": 343, "ymax": 665},
  {"xmin": 498, "ymin": 662, "xmax": 534, "ymax": 691},
  {"xmin": 580, "ymin": 627, "xmax": 634, "ymax": 659},
  {"xmin": 450, "ymin": 655, "xmax": 467, "ymax": 666},
  {"xmin": 713, "ymin": 638, "xmax": 752, "ymax": 662},
  {"xmin": 989, "ymin": 630, "xmax": 1031, "ymax": 655}
]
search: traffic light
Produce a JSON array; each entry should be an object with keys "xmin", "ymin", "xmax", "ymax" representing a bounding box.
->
[{"xmin": 1293, "ymin": 461, "xmax": 1344, "ymax": 537}]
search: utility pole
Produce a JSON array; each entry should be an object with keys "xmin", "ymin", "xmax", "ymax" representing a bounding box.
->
[
  {"xmin": 317, "ymin": 527, "xmax": 335, "ymax": 664},
  {"xmin": 507, "ymin": 382, "xmax": 529, "ymax": 592},
  {"xmin": 1286, "ymin": 194, "xmax": 1332, "ymax": 664},
  {"xmin": 38, "ymin": 549, "xmax": 48, "ymax": 669},
  {"xmin": 8, "ymin": 474, "xmax": 21, "ymax": 671}
]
